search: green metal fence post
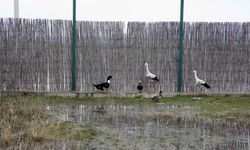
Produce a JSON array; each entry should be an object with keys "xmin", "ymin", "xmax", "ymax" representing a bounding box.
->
[
  {"xmin": 71, "ymin": 0, "xmax": 77, "ymax": 91},
  {"xmin": 178, "ymin": 0, "xmax": 184, "ymax": 93}
]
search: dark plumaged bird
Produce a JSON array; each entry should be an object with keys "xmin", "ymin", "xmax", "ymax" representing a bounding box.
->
[
  {"xmin": 145, "ymin": 63, "xmax": 159, "ymax": 81},
  {"xmin": 137, "ymin": 80, "xmax": 143, "ymax": 93},
  {"xmin": 93, "ymin": 75, "xmax": 112, "ymax": 91},
  {"xmin": 151, "ymin": 91, "xmax": 163, "ymax": 102},
  {"xmin": 193, "ymin": 70, "xmax": 210, "ymax": 89}
]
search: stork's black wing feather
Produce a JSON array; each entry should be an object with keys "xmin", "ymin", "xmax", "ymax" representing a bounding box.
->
[
  {"xmin": 152, "ymin": 77, "xmax": 159, "ymax": 81},
  {"xmin": 201, "ymin": 83, "xmax": 210, "ymax": 89}
]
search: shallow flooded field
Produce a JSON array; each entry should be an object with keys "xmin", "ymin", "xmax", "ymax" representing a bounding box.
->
[
  {"xmin": 1, "ymin": 95, "xmax": 250, "ymax": 150},
  {"xmin": 46, "ymin": 103, "xmax": 250, "ymax": 150}
]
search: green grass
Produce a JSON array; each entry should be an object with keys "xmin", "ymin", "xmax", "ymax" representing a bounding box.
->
[
  {"xmin": 1, "ymin": 94, "xmax": 250, "ymax": 147},
  {"xmin": 37, "ymin": 94, "xmax": 250, "ymax": 121},
  {"xmin": 4, "ymin": 94, "xmax": 250, "ymax": 120},
  {"xmin": 161, "ymin": 95, "xmax": 250, "ymax": 121}
]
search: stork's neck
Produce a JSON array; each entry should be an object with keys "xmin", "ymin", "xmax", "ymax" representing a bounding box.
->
[
  {"xmin": 194, "ymin": 72, "xmax": 198, "ymax": 80},
  {"xmin": 107, "ymin": 80, "xmax": 111, "ymax": 83},
  {"xmin": 145, "ymin": 65, "xmax": 150, "ymax": 74}
]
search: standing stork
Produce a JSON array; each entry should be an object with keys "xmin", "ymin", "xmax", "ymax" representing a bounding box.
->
[
  {"xmin": 145, "ymin": 63, "xmax": 159, "ymax": 81},
  {"xmin": 193, "ymin": 70, "xmax": 210, "ymax": 93},
  {"xmin": 145, "ymin": 63, "xmax": 159, "ymax": 92}
]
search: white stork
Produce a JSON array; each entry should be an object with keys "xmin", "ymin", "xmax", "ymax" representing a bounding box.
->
[
  {"xmin": 145, "ymin": 63, "xmax": 159, "ymax": 93},
  {"xmin": 145, "ymin": 63, "xmax": 159, "ymax": 81},
  {"xmin": 193, "ymin": 70, "xmax": 210, "ymax": 89}
]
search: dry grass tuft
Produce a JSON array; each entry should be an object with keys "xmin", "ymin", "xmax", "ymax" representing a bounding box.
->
[
  {"xmin": 0, "ymin": 96, "xmax": 47, "ymax": 147},
  {"xmin": 0, "ymin": 96, "xmax": 100, "ymax": 148},
  {"xmin": 1, "ymin": 127, "xmax": 12, "ymax": 146},
  {"xmin": 31, "ymin": 126, "xmax": 43, "ymax": 142}
]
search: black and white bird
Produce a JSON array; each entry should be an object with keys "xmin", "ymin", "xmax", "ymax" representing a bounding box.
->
[
  {"xmin": 137, "ymin": 80, "xmax": 143, "ymax": 93},
  {"xmin": 93, "ymin": 75, "xmax": 112, "ymax": 91},
  {"xmin": 145, "ymin": 63, "xmax": 159, "ymax": 81},
  {"xmin": 193, "ymin": 70, "xmax": 210, "ymax": 89},
  {"xmin": 151, "ymin": 91, "xmax": 163, "ymax": 102}
]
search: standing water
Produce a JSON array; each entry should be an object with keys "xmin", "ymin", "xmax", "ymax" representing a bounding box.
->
[{"xmin": 46, "ymin": 103, "xmax": 250, "ymax": 150}]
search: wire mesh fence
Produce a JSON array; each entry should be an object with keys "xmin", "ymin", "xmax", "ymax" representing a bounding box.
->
[{"xmin": 0, "ymin": 18, "xmax": 249, "ymax": 93}]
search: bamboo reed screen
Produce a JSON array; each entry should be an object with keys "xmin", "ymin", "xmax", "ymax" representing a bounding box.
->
[{"xmin": 0, "ymin": 19, "xmax": 249, "ymax": 93}]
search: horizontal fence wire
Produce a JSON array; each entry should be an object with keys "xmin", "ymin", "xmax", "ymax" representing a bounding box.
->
[{"xmin": 0, "ymin": 18, "xmax": 250, "ymax": 93}]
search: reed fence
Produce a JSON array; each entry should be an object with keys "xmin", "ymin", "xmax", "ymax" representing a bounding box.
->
[{"xmin": 0, "ymin": 18, "xmax": 249, "ymax": 93}]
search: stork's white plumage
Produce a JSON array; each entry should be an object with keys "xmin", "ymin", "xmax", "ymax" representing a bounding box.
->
[
  {"xmin": 193, "ymin": 70, "xmax": 210, "ymax": 88},
  {"xmin": 145, "ymin": 63, "xmax": 159, "ymax": 81}
]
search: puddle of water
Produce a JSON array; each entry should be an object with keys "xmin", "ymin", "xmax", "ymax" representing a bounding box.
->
[{"xmin": 34, "ymin": 104, "xmax": 250, "ymax": 149}]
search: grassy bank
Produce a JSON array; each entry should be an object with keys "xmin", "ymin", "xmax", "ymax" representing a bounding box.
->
[
  {"xmin": 1, "ymin": 95, "xmax": 250, "ymax": 147},
  {"xmin": 163, "ymin": 95, "xmax": 250, "ymax": 121},
  {"xmin": 0, "ymin": 96, "xmax": 99, "ymax": 147}
]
